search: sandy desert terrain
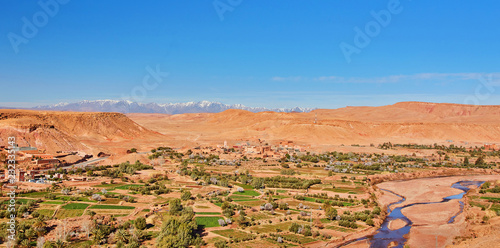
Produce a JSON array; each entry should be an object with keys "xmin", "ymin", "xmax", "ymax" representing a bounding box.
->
[{"xmin": 129, "ymin": 102, "xmax": 500, "ymax": 149}]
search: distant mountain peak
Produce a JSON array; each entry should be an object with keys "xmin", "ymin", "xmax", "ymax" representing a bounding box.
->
[{"xmin": 32, "ymin": 100, "xmax": 314, "ymax": 114}]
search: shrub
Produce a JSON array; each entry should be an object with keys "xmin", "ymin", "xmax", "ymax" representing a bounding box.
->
[{"xmin": 135, "ymin": 217, "xmax": 147, "ymax": 230}]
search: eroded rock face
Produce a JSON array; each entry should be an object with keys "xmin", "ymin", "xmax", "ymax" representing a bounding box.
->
[{"xmin": 0, "ymin": 109, "xmax": 162, "ymax": 153}]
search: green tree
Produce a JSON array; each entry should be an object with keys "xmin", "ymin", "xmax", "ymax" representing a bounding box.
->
[
  {"xmin": 366, "ymin": 218, "xmax": 374, "ymax": 226},
  {"xmin": 325, "ymin": 207, "xmax": 338, "ymax": 220},
  {"xmin": 181, "ymin": 191, "xmax": 192, "ymax": 201},
  {"xmin": 169, "ymin": 199, "xmax": 183, "ymax": 215},
  {"xmin": 214, "ymin": 240, "xmax": 229, "ymax": 248},
  {"xmin": 115, "ymin": 229, "xmax": 130, "ymax": 243},
  {"xmin": 289, "ymin": 222, "xmax": 300, "ymax": 233},
  {"xmin": 156, "ymin": 208, "xmax": 202, "ymax": 247},
  {"xmin": 475, "ymin": 156, "xmax": 485, "ymax": 165},
  {"xmin": 43, "ymin": 242, "xmax": 55, "ymax": 248},
  {"xmin": 135, "ymin": 217, "xmax": 147, "ymax": 230},
  {"xmin": 33, "ymin": 217, "xmax": 48, "ymax": 236}
]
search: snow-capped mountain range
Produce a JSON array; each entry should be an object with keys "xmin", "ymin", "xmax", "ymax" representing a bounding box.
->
[{"xmin": 32, "ymin": 100, "xmax": 314, "ymax": 114}]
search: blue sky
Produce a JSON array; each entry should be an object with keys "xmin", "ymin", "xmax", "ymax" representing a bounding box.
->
[{"xmin": 1, "ymin": 0, "xmax": 499, "ymax": 109}]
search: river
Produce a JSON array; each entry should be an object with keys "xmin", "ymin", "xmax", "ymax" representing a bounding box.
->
[{"xmin": 367, "ymin": 180, "xmax": 484, "ymax": 248}]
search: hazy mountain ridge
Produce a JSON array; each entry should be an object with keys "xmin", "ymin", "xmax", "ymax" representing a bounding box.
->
[{"xmin": 32, "ymin": 100, "xmax": 314, "ymax": 114}]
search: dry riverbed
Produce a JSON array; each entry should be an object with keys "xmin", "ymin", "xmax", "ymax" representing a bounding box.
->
[{"xmin": 377, "ymin": 175, "xmax": 500, "ymax": 248}]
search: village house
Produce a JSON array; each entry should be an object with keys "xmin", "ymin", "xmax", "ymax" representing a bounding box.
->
[
  {"xmin": 484, "ymin": 144, "xmax": 498, "ymax": 150},
  {"xmin": 32, "ymin": 158, "xmax": 60, "ymax": 167}
]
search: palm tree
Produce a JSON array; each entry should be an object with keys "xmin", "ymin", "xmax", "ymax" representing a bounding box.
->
[
  {"xmin": 19, "ymin": 239, "xmax": 31, "ymax": 248},
  {"xmin": 54, "ymin": 239, "xmax": 66, "ymax": 248},
  {"xmin": 92, "ymin": 228, "xmax": 105, "ymax": 245},
  {"xmin": 25, "ymin": 228, "xmax": 36, "ymax": 241},
  {"xmin": 33, "ymin": 218, "xmax": 47, "ymax": 236},
  {"xmin": 114, "ymin": 229, "xmax": 129, "ymax": 243}
]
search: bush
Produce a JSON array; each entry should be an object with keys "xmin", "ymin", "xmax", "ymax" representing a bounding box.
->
[
  {"xmin": 366, "ymin": 218, "xmax": 374, "ymax": 226},
  {"xmin": 181, "ymin": 191, "xmax": 192, "ymax": 201},
  {"xmin": 325, "ymin": 207, "xmax": 337, "ymax": 220},
  {"xmin": 215, "ymin": 240, "xmax": 229, "ymax": 248},
  {"xmin": 135, "ymin": 217, "xmax": 147, "ymax": 230},
  {"xmin": 289, "ymin": 222, "xmax": 300, "ymax": 233}
]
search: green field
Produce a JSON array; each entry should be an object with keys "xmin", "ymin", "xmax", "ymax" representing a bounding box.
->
[
  {"xmin": 491, "ymin": 203, "xmax": 500, "ymax": 212},
  {"xmin": 236, "ymin": 183, "xmax": 253, "ymax": 190},
  {"xmin": 238, "ymin": 200, "xmax": 265, "ymax": 207},
  {"xmin": 282, "ymin": 233, "xmax": 317, "ymax": 244},
  {"xmin": 250, "ymin": 221, "xmax": 309, "ymax": 233},
  {"xmin": 62, "ymin": 203, "xmax": 90, "ymax": 210},
  {"xmin": 56, "ymin": 209, "xmax": 85, "ymax": 219},
  {"xmin": 264, "ymin": 238, "xmax": 298, "ymax": 247},
  {"xmin": 303, "ymin": 197, "xmax": 324, "ymax": 203},
  {"xmin": 248, "ymin": 212, "xmax": 273, "ymax": 220},
  {"xmin": 229, "ymin": 195, "xmax": 252, "ymax": 199},
  {"xmin": 471, "ymin": 201, "xmax": 487, "ymax": 209},
  {"xmin": 195, "ymin": 216, "xmax": 222, "ymax": 228},
  {"xmin": 3, "ymin": 199, "xmax": 31, "ymax": 204},
  {"xmin": 56, "ymin": 196, "xmax": 96, "ymax": 202},
  {"xmin": 233, "ymin": 198, "xmax": 261, "ymax": 202},
  {"xmin": 102, "ymin": 198, "xmax": 122, "ymax": 204},
  {"xmin": 40, "ymin": 201, "xmax": 64, "ymax": 205},
  {"xmin": 320, "ymin": 218, "xmax": 333, "ymax": 223},
  {"xmin": 323, "ymin": 187, "xmax": 364, "ymax": 194},
  {"xmin": 232, "ymin": 190, "xmax": 260, "ymax": 197},
  {"xmin": 212, "ymin": 229, "xmax": 255, "ymax": 239},
  {"xmin": 35, "ymin": 209, "xmax": 55, "ymax": 217},
  {"xmin": 95, "ymin": 183, "xmax": 144, "ymax": 190},
  {"xmin": 114, "ymin": 184, "xmax": 144, "ymax": 190},
  {"xmin": 326, "ymin": 225, "xmax": 356, "ymax": 232},
  {"xmin": 89, "ymin": 205, "xmax": 135, "ymax": 209},
  {"xmin": 19, "ymin": 191, "xmax": 49, "ymax": 197},
  {"xmin": 480, "ymin": 196, "xmax": 500, "ymax": 201},
  {"xmin": 229, "ymin": 195, "xmax": 260, "ymax": 202},
  {"xmin": 95, "ymin": 183, "xmax": 125, "ymax": 188},
  {"xmin": 195, "ymin": 212, "xmax": 221, "ymax": 215},
  {"xmin": 273, "ymin": 195, "xmax": 289, "ymax": 199}
]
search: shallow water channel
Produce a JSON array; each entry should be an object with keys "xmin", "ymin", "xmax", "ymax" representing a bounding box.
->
[{"xmin": 368, "ymin": 180, "xmax": 484, "ymax": 248}]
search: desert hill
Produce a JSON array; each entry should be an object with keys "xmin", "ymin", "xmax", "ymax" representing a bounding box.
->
[
  {"xmin": 128, "ymin": 102, "xmax": 500, "ymax": 148},
  {"xmin": 0, "ymin": 109, "xmax": 164, "ymax": 154},
  {"xmin": 313, "ymin": 102, "xmax": 500, "ymax": 124}
]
